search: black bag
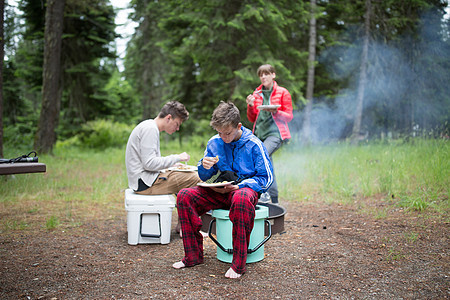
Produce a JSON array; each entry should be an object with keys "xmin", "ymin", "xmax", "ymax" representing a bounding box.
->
[{"xmin": 213, "ymin": 170, "xmax": 241, "ymax": 184}]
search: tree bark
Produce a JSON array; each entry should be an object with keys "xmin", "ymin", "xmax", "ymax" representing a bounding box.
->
[
  {"xmin": 351, "ymin": 0, "xmax": 371, "ymax": 144},
  {"xmin": 0, "ymin": 0, "xmax": 4, "ymax": 158},
  {"xmin": 35, "ymin": 0, "xmax": 65, "ymax": 153},
  {"xmin": 302, "ymin": 0, "xmax": 317, "ymax": 145}
]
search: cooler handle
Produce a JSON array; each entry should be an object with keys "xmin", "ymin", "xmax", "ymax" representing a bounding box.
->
[
  {"xmin": 140, "ymin": 213, "xmax": 161, "ymax": 238},
  {"xmin": 208, "ymin": 219, "xmax": 272, "ymax": 254}
]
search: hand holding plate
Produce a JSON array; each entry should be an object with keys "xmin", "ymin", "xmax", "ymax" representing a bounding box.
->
[{"xmin": 210, "ymin": 184, "xmax": 239, "ymax": 194}]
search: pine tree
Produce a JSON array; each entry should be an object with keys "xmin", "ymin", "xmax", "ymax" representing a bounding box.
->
[{"xmin": 35, "ymin": 0, "xmax": 65, "ymax": 153}]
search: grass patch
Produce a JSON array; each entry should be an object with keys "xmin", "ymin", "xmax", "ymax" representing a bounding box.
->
[
  {"xmin": 404, "ymin": 231, "xmax": 419, "ymax": 243},
  {"xmin": 386, "ymin": 246, "xmax": 405, "ymax": 262},
  {"xmin": 1, "ymin": 138, "xmax": 448, "ymax": 234},
  {"xmin": 46, "ymin": 216, "xmax": 60, "ymax": 230},
  {"xmin": 277, "ymin": 139, "xmax": 449, "ymax": 214},
  {"xmin": 3, "ymin": 220, "xmax": 30, "ymax": 231},
  {"xmin": 1, "ymin": 147, "xmax": 128, "ymax": 233}
]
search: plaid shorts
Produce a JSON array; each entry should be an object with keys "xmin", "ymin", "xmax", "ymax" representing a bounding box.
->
[{"xmin": 177, "ymin": 186, "xmax": 259, "ymax": 274}]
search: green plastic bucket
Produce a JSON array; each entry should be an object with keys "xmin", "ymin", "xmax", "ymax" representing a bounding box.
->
[{"xmin": 209, "ymin": 205, "xmax": 271, "ymax": 263}]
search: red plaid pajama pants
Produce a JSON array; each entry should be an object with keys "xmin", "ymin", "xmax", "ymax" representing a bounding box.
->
[{"xmin": 176, "ymin": 186, "xmax": 259, "ymax": 274}]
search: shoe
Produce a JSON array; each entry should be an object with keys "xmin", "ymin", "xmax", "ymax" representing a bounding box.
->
[{"xmin": 258, "ymin": 192, "xmax": 271, "ymax": 203}]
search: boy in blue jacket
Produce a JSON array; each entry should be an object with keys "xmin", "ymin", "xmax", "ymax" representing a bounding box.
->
[{"xmin": 173, "ymin": 101, "xmax": 273, "ymax": 279}]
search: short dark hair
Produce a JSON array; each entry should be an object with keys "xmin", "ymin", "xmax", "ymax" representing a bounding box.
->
[
  {"xmin": 257, "ymin": 64, "xmax": 276, "ymax": 77},
  {"xmin": 210, "ymin": 101, "xmax": 241, "ymax": 129},
  {"xmin": 158, "ymin": 101, "xmax": 189, "ymax": 121}
]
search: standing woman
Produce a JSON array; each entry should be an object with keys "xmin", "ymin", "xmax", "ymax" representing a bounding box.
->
[{"xmin": 246, "ymin": 64, "xmax": 293, "ymax": 204}]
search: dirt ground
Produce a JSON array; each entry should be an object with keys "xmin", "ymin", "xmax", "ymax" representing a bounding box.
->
[{"xmin": 1, "ymin": 198, "xmax": 448, "ymax": 299}]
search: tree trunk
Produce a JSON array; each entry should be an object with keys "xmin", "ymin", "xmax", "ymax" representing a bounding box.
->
[
  {"xmin": 35, "ymin": 0, "xmax": 65, "ymax": 153},
  {"xmin": 302, "ymin": 0, "xmax": 317, "ymax": 145},
  {"xmin": 0, "ymin": 0, "xmax": 4, "ymax": 158},
  {"xmin": 351, "ymin": 0, "xmax": 371, "ymax": 144}
]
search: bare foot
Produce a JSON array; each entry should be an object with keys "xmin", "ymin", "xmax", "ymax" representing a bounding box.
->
[
  {"xmin": 225, "ymin": 267, "xmax": 241, "ymax": 279},
  {"xmin": 172, "ymin": 261, "xmax": 186, "ymax": 269},
  {"xmin": 176, "ymin": 222, "xmax": 182, "ymax": 238}
]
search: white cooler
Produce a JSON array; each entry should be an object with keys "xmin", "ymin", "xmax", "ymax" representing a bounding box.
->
[{"xmin": 124, "ymin": 189, "xmax": 176, "ymax": 245}]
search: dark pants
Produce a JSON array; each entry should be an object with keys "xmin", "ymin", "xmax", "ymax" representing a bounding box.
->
[{"xmin": 263, "ymin": 135, "xmax": 283, "ymax": 203}]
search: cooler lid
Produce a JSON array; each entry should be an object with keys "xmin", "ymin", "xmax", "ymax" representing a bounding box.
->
[{"xmin": 125, "ymin": 189, "xmax": 176, "ymax": 206}]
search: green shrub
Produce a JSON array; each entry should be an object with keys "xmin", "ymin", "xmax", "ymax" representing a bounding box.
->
[
  {"xmin": 3, "ymin": 118, "xmax": 37, "ymax": 153},
  {"xmin": 61, "ymin": 119, "xmax": 134, "ymax": 149}
]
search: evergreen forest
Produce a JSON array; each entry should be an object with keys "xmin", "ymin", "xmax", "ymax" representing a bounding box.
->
[{"xmin": 1, "ymin": 0, "xmax": 449, "ymax": 155}]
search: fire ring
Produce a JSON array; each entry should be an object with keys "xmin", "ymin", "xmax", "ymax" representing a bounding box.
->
[{"xmin": 200, "ymin": 203, "xmax": 287, "ymax": 235}]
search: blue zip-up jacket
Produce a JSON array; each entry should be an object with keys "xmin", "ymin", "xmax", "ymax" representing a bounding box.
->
[{"xmin": 197, "ymin": 126, "xmax": 273, "ymax": 193}]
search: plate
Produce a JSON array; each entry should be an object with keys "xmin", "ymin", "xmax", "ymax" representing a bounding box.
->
[
  {"xmin": 167, "ymin": 165, "xmax": 198, "ymax": 172},
  {"xmin": 257, "ymin": 105, "xmax": 281, "ymax": 110},
  {"xmin": 198, "ymin": 181, "xmax": 233, "ymax": 187}
]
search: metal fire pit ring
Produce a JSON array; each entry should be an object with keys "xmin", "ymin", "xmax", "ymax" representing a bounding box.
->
[{"xmin": 200, "ymin": 202, "xmax": 287, "ymax": 235}]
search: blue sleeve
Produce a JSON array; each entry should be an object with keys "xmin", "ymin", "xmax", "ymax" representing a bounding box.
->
[
  {"xmin": 197, "ymin": 137, "xmax": 220, "ymax": 181},
  {"xmin": 237, "ymin": 141, "xmax": 274, "ymax": 193}
]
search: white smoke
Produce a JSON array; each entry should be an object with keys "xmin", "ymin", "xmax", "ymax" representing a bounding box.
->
[{"xmin": 291, "ymin": 9, "xmax": 450, "ymax": 145}]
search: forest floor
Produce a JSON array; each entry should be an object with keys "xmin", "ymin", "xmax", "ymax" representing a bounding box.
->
[{"xmin": 1, "ymin": 196, "xmax": 448, "ymax": 299}]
